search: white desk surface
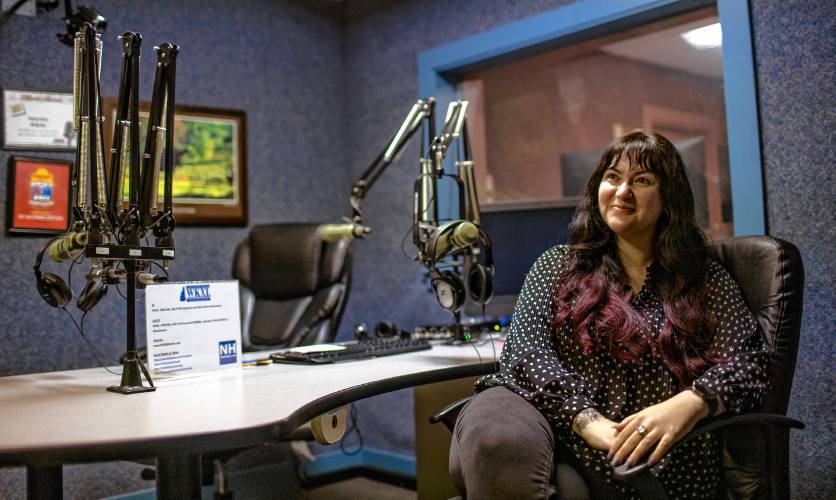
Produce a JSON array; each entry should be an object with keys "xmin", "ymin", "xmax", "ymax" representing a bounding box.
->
[{"xmin": 0, "ymin": 340, "xmax": 501, "ymax": 465}]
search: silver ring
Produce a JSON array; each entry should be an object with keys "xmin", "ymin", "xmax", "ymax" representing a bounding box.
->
[{"xmin": 635, "ymin": 424, "xmax": 647, "ymax": 436}]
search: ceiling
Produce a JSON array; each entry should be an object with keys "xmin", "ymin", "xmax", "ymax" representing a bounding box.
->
[{"xmin": 600, "ymin": 16, "xmax": 723, "ymax": 79}]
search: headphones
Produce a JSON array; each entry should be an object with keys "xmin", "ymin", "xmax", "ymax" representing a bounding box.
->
[
  {"xmin": 355, "ymin": 321, "xmax": 411, "ymax": 341},
  {"xmin": 373, "ymin": 320, "xmax": 411, "ymax": 340},
  {"xmin": 34, "ymin": 234, "xmax": 107, "ymax": 311},
  {"xmin": 77, "ymin": 273, "xmax": 108, "ymax": 312},
  {"xmin": 426, "ymin": 222, "xmax": 493, "ymax": 313}
]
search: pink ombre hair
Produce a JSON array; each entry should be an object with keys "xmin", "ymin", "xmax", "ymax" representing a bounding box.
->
[{"xmin": 552, "ymin": 131, "xmax": 723, "ymax": 388}]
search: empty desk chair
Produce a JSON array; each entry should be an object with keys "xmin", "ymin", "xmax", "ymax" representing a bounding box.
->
[
  {"xmin": 232, "ymin": 223, "xmax": 352, "ymax": 351},
  {"xmin": 205, "ymin": 223, "xmax": 352, "ymax": 498}
]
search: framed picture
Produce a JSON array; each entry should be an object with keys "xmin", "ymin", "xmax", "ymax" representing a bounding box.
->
[
  {"xmin": 2, "ymin": 87, "xmax": 77, "ymax": 151},
  {"xmin": 6, "ymin": 156, "xmax": 72, "ymax": 235},
  {"xmin": 102, "ymin": 100, "xmax": 247, "ymax": 225}
]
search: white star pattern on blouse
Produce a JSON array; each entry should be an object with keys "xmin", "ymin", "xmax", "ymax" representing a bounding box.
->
[{"xmin": 475, "ymin": 246, "xmax": 769, "ymax": 499}]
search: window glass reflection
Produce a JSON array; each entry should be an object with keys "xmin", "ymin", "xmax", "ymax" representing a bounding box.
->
[{"xmin": 460, "ymin": 7, "xmax": 732, "ymax": 238}]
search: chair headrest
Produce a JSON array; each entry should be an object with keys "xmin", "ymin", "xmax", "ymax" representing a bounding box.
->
[
  {"xmin": 707, "ymin": 236, "xmax": 804, "ymax": 348},
  {"xmin": 233, "ymin": 223, "xmax": 350, "ymax": 299}
]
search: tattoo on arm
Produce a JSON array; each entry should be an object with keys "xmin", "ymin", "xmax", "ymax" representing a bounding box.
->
[{"xmin": 572, "ymin": 408, "xmax": 603, "ymax": 433}]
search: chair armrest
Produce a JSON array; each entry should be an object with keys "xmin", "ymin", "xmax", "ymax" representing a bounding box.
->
[
  {"xmin": 613, "ymin": 413, "xmax": 805, "ymax": 481},
  {"xmin": 429, "ymin": 396, "xmax": 473, "ymax": 432}
]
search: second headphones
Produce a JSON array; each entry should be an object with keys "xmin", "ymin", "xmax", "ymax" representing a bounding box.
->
[
  {"xmin": 427, "ymin": 223, "xmax": 493, "ymax": 313},
  {"xmin": 355, "ymin": 321, "xmax": 411, "ymax": 341},
  {"xmin": 33, "ymin": 233, "xmax": 107, "ymax": 312}
]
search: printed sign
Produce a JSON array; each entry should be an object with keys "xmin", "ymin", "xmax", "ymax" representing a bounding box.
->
[
  {"xmin": 6, "ymin": 156, "xmax": 71, "ymax": 234},
  {"xmin": 145, "ymin": 280, "xmax": 242, "ymax": 377},
  {"xmin": 2, "ymin": 88, "xmax": 76, "ymax": 150}
]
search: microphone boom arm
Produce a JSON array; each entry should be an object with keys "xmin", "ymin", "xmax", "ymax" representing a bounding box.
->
[
  {"xmin": 138, "ymin": 42, "xmax": 179, "ymax": 247},
  {"xmin": 415, "ymin": 100, "xmax": 474, "ymax": 259},
  {"xmin": 107, "ymin": 32, "xmax": 142, "ymax": 243},
  {"xmin": 72, "ymin": 23, "xmax": 107, "ymax": 242},
  {"xmin": 349, "ymin": 98, "xmax": 436, "ymax": 227}
]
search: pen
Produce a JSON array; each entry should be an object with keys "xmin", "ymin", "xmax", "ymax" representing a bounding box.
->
[{"xmin": 242, "ymin": 358, "xmax": 272, "ymax": 367}]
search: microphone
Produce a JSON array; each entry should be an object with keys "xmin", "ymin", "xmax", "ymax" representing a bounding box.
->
[
  {"xmin": 87, "ymin": 265, "xmax": 126, "ymax": 284},
  {"xmin": 137, "ymin": 273, "xmax": 168, "ymax": 285},
  {"xmin": 432, "ymin": 220, "xmax": 478, "ymax": 260},
  {"xmin": 318, "ymin": 223, "xmax": 371, "ymax": 241},
  {"xmin": 47, "ymin": 231, "xmax": 88, "ymax": 262}
]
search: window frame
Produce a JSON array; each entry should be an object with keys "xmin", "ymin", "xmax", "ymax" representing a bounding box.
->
[{"xmin": 417, "ymin": 0, "xmax": 765, "ymax": 236}]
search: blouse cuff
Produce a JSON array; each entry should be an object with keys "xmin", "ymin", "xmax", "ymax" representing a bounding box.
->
[
  {"xmin": 690, "ymin": 380, "xmax": 721, "ymax": 417},
  {"xmin": 559, "ymin": 394, "xmax": 599, "ymax": 432}
]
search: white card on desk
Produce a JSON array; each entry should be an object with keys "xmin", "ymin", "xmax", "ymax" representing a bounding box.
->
[{"xmin": 145, "ymin": 281, "xmax": 242, "ymax": 378}]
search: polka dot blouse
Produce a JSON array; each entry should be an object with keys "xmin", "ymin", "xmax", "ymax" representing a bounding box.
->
[{"xmin": 475, "ymin": 245, "xmax": 770, "ymax": 499}]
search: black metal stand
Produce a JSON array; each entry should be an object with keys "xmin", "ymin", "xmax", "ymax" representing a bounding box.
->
[
  {"xmin": 107, "ymin": 259, "xmax": 156, "ymax": 394},
  {"xmin": 57, "ymin": 25, "xmax": 176, "ymax": 395},
  {"xmin": 26, "ymin": 465, "xmax": 62, "ymax": 500},
  {"xmin": 450, "ymin": 310, "xmax": 472, "ymax": 344},
  {"xmin": 156, "ymin": 453, "xmax": 201, "ymax": 500}
]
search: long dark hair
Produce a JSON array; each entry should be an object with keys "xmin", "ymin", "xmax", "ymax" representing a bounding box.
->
[{"xmin": 552, "ymin": 131, "xmax": 721, "ymax": 387}]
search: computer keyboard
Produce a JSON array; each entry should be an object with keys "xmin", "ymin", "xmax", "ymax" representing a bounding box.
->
[{"xmin": 270, "ymin": 338, "xmax": 432, "ymax": 364}]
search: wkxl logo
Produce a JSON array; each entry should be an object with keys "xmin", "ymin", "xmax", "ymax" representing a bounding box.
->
[
  {"xmin": 219, "ymin": 340, "xmax": 238, "ymax": 365},
  {"xmin": 180, "ymin": 284, "xmax": 210, "ymax": 302}
]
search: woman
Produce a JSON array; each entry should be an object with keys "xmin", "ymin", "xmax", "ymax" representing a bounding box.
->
[{"xmin": 449, "ymin": 131, "xmax": 769, "ymax": 499}]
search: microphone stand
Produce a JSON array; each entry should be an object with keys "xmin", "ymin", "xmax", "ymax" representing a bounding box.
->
[
  {"xmin": 68, "ymin": 25, "xmax": 178, "ymax": 394},
  {"xmin": 423, "ymin": 101, "xmax": 481, "ymax": 344},
  {"xmin": 348, "ymin": 99, "xmax": 436, "ymax": 230},
  {"xmin": 104, "ymin": 39, "xmax": 178, "ymax": 395},
  {"xmin": 331, "ymin": 99, "xmax": 488, "ymax": 344}
]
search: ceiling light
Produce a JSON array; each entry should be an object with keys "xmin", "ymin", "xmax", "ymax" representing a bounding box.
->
[{"xmin": 680, "ymin": 23, "xmax": 722, "ymax": 49}]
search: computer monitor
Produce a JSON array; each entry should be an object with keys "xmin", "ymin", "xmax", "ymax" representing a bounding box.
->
[{"xmin": 466, "ymin": 205, "xmax": 575, "ymax": 318}]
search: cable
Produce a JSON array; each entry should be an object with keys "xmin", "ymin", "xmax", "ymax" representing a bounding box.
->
[
  {"xmin": 400, "ymin": 224, "xmax": 417, "ymax": 260},
  {"xmin": 339, "ymin": 404, "xmax": 364, "ymax": 456},
  {"xmin": 470, "ymin": 337, "xmax": 483, "ymax": 369},
  {"xmin": 149, "ymin": 211, "xmax": 172, "ymax": 230},
  {"xmin": 403, "ymin": 188, "xmax": 438, "ymax": 261},
  {"xmin": 62, "ymin": 306, "xmax": 122, "ymax": 375},
  {"xmin": 67, "ymin": 249, "xmax": 85, "ymax": 295},
  {"xmin": 113, "ymin": 263, "xmax": 144, "ymax": 302},
  {"xmin": 149, "ymin": 260, "xmax": 170, "ymax": 278},
  {"xmin": 484, "ymin": 302, "xmax": 497, "ymax": 365},
  {"xmin": 115, "ymin": 282, "xmax": 128, "ymax": 300},
  {"xmin": 115, "ymin": 281, "xmax": 144, "ymax": 302}
]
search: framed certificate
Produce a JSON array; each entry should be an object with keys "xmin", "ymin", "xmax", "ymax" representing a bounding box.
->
[
  {"xmin": 5, "ymin": 156, "xmax": 72, "ymax": 235},
  {"xmin": 1, "ymin": 87, "xmax": 77, "ymax": 151}
]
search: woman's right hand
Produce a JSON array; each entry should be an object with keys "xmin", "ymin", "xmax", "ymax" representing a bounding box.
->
[{"xmin": 572, "ymin": 407, "xmax": 618, "ymax": 451}]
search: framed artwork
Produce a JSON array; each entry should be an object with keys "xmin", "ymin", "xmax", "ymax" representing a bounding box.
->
[
  {"xmin": 1, "ymin": 87, "xmax": 77, "ymax": 151},
  {"xmin": 6, "ymin": 156, "xmax": 72, "ymax": 235},
  {"xmin": 102, "ymin": 100, "xmax": 247, "ymax": 225}
]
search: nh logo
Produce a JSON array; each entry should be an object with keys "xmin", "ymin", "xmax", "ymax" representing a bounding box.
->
[
  {"xmin": 180, "ymin": 285, "xmax": 211, "ymax": 302},
  {"xmin": 219, "ymin": 340, "xmax": 237, "ymax": 365}
]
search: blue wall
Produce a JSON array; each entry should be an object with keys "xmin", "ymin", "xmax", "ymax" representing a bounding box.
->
[
  {"xmin": 749, "ymin": 1, "xmax": 835, "ymax": 497},
  {"xmin": 342, "ymin": 0, "xmax": 835, "ymax": 498},
  {"xmin": 0, "ymin": 0, "xmax": 832, "ymax": 498},
  {"xmin": 0, "ymin": 0, "xmax": 347, "ymax": 497},
  {"xmin": 0, "ymin": 0, "xmax": 347, "ymax": 376}
]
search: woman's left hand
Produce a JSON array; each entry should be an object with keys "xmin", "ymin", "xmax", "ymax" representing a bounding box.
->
[{"xmin": 608, "ymin": 390, "xmax": 710, "ymax": 467}]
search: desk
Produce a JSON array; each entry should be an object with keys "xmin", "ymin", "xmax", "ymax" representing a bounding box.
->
[{"xmin": 0, "ymin": 341, "xmax": 499, "ymax": 499}]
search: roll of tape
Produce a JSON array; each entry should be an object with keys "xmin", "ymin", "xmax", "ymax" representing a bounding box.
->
[{"xmin": 310, "ymin": 405, "xmax": 349, "ymax": 445}]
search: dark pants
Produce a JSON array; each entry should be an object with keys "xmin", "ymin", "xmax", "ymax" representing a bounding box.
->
[{"xmin": 449, "ymin": 386, "xmax": 627, "ymax": 500}]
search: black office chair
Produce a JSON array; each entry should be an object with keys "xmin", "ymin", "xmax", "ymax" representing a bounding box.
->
[
  {"xmin": 432, "ymin": 236, "xmax": 805, "ymax": 500},
  {"xmin": 203, "ymin": 223, "xmax": 353, "ymax": 498},
  {"xmin": 232, "ymin": 223, "xmax": 352, "ymax": 351}
]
